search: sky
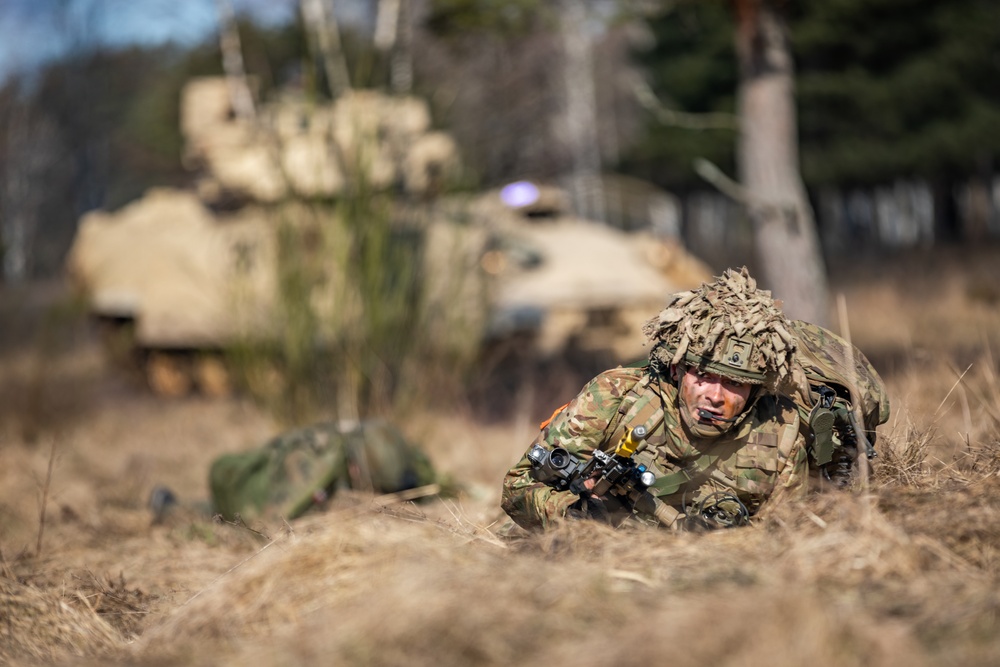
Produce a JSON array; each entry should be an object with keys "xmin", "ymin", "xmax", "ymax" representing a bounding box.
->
[{"xmin": 0, "ymin": 0, "xmax": 370, "ymax": 84}]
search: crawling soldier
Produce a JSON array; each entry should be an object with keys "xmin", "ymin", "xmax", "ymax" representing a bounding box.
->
[{"xmin": 502, "ymin": 267, "xmax": 814, "ymax": 531}]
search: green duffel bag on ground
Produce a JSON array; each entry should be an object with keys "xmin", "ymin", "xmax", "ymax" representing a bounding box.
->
[{"xmin": 209, "ymin": 419, "xmax": 438, "ymax": 521}]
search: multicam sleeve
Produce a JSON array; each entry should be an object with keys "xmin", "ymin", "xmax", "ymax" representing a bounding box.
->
[
  {"xmin": 500, "ymin": 367, "xmax": 643, "ymax": 530},
  {"xmin": 757, "ymin": 398, "xmax": 810, "ymax": 515}
]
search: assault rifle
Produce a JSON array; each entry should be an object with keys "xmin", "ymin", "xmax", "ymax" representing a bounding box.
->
[
  {"xmin": 526, "ymin": 426, "xmax": 656, "ymax": 506},
  {"xmin": 527, "ymin": 427, "xmax": 755, "ymax": 529}
]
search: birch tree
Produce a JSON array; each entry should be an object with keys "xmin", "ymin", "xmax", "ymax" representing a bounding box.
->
[
  {"xmin": 300, "ymin": 0, "xmax": 352, "ymax": 97},
  {"xmin": 375, "ymin": 0, "xmax": 413, "ymax": 94},
  {"xmin": 216, "ymin": 0, "xmax": 256, "ymax": 119}
]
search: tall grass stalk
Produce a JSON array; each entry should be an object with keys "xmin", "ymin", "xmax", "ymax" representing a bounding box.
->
[{"xmin": 228, "ymin": 154, "xmax": 481, "ymax": 426}]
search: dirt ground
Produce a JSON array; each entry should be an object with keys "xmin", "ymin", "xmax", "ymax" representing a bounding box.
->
[{"xmin": 2, "ymin": 245, "xmax": 1000, "ymax": 666}]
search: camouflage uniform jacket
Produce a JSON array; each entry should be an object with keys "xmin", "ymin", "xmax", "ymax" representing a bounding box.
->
[{"xmin": 501, "ymin": 365, "xmax": 809, "ymax": 530}]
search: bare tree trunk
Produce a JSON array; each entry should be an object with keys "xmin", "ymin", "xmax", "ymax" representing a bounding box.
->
[
  {"xmin": 1, "ymin": 107, "xmax": 59, "ymax": 283},
  {"xmin": 376, "ymin": 0, "xmax": 413, "ymax": 94},
  {"xmin": 734, "ymin": 0, "xmax": 829, "ymax": 326},
  {"xmin": 215, "ymin": 0, "xmax": 256, "ymax": 120},
  {"xmin": 374, "ymin": 0, "xmax": 400, "ymax": 52},
  {"xmin": 559, "ymin": 0, "xmax": 605, "ymax": 222},
  {"xmin": 301, "ymin": 0, "xmax": 352, "ymax": 97}
]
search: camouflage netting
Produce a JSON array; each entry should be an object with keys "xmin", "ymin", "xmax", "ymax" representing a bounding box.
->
[{"xmin": 643, "ymin": 267, "xmax": 803, "ymax": 393}]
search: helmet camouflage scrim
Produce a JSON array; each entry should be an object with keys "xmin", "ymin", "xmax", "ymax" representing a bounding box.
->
[{"xmin": 643, "ymin": 267, "xmax": 801, "ymax": 393}]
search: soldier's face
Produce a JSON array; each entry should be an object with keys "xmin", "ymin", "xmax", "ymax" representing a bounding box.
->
[{"xmin": 679, "ymin": 368, "xmax": 752, "ymax": 425}]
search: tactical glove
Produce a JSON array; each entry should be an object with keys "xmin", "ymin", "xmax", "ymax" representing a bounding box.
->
[{"xmin": 566, "ymin": 495, "xmax": 613, "ymax": 524}]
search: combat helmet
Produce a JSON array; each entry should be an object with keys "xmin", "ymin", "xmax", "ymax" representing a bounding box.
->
[{"xmin": 642, "ymin": 267, "xmax": 802, "ymax": 395}]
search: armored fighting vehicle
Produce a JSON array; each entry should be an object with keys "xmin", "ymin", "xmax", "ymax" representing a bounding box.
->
[
  {"xmin": 67, "ymin": 77, "xmax": 464, "ymax": 396},
  {"xmin": 66, "ymin": 78, "xmax": 711, "ymax": 396},
  {"xmin": 455, "ymin": 182, "xmax": 712, "ymax": 362}
]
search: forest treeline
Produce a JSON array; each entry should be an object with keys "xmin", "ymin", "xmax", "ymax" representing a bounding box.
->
[{"xmin": 1, "ymin": 0, "xmax": 998, "ymax": 281}]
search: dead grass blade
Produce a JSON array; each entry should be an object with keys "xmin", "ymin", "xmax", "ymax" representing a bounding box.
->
[
  {"xmin": 0, "ymin": 576, "xmax": 124, "ymax": 664},
  {"xmin": 34, "ymin": 438, "xmax": 57, "ymax": 557},
  {"xmin": 936, "ymin": 363, "xmax": 974, "ymax": 417}
]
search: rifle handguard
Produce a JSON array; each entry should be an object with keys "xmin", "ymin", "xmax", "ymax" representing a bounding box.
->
[{"xmin": 527, "ymin": 425, "xmax": 656, "ymax": 503}]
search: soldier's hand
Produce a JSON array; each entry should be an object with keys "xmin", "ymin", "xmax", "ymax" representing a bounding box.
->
[{"xmin": 566, "ymin": 495, "xmax": 612, "ymax": 524}]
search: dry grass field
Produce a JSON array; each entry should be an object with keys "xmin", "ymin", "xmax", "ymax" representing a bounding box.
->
[{"xmin": 2, "ymin": 245, "xmax": 1000, "ymax": 666}]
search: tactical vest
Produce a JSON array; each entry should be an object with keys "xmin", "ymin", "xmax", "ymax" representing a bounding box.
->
[{"xmin": 600, "ymin": 369, "xmax": 800, "ymax": 523}]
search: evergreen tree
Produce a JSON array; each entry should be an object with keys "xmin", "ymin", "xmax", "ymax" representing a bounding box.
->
[
  {"xmin": 621, "ymin": 2, "xmax": 737, "ymax": 192},
  {"xmin": 624, "ymin": 0, "xmax": 1000, "ymax": 199},
  {"xmin": 791, "ymin": 0, "xmax": 1000, "ymax": 187}
]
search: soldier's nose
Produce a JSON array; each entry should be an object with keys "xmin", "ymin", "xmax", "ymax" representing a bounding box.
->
[{"xmin": 704, "ymin": 380, "xmax": 725, "ymax": 403}]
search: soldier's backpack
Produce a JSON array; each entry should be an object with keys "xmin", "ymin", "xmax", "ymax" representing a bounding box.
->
[
  {"xmin": 209, "ymin": 419, "xmax": 437, "ymax": 521},
  {"xmin": 788, "ymin": 319, "xmax": 891, "ymax": 465}
]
